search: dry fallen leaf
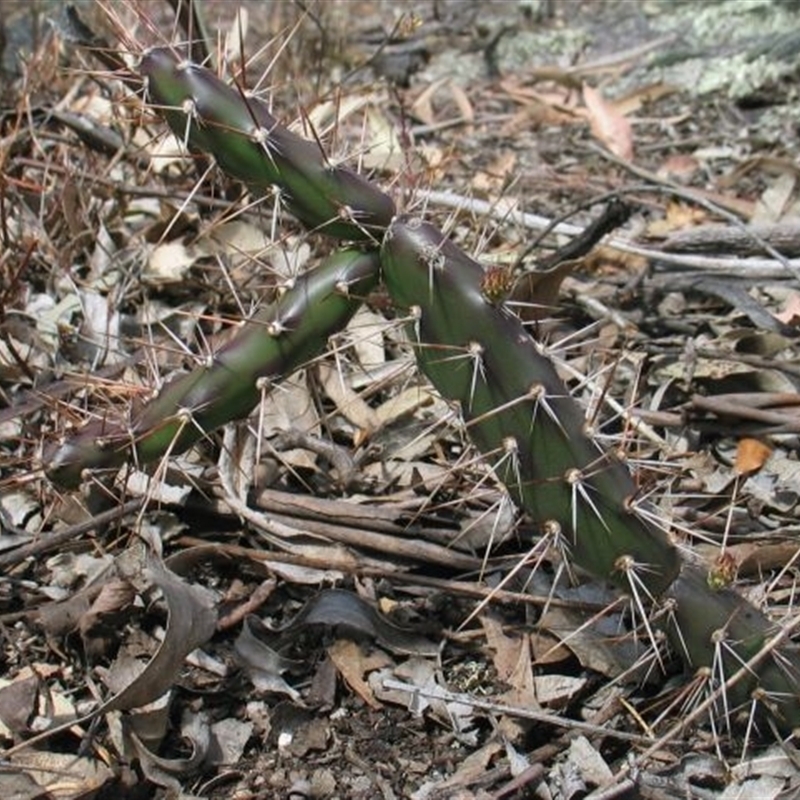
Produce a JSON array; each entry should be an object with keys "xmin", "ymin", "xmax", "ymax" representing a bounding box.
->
[
  {"xmin": 8, "ymin": 751, "xmax": 113, "ymax": 799},
  {"xmin": 0, "ymin": 674, "xmax": 39, "ymax": 736},
  {"xmin": 480, "ymin": 615, "xmax": 527, "ymax": 684},
  {"xmin": 510, "ymin": 258, "xmax": 582, "ymax": 323},
  {"xmin": 234, "ymin": 615, "xmax": 303, "ymax": 701},
  {"xmin": 144, "ymin": 240, "xmax": 196, "ymax": 285},
  {"xmin": 734, "ymin": 437, "xmax": 773, "ymax": 476},
  {"xmin": 752, "ymin": 172, "xmax": 797, "ymax": 226},
  {"xmin": 582, "ymin": 83, "xmax": 633, "ymax": 161},
  {"xmin": 418, "ymin": 741, "xmax": 504, "ymax": 794},
  {"xmin": 411, "ymin": 77, "xmax": 449, "ymax": 127},
  {"xmin": 102, "ymin": 554, "xmax": 218, "ymax": 713},
  {"xmin": 645, "ymin": 200, "xmax": 708, "ymax": 238},
  {"xmin": 317, "ymin": 361, "xmax": 381, "ymax": 438},
  {"xmin": 363, "ymin": 106, "xmax": 405, "ymax": 172},
  {"xmin": 567, "ymin": 736, "xmax": 614, "ymax": 789},
  {"xmin": 774, "ymin": 292, "xmax": 800, "ymax": 326},
  {"xmin": 448, "ymin": 80, "xmax": 475, "ymax": 131},
  {"xmin": 327, "ymin": 639, "xmax": 392, "ymax": 709},
  {"xmin": 471, "ymin": 150, "xmax": 517, "ymax": 195},
  {"xmin": 271, "ymin": 589, "xmax": 438, "ymax": 656},
  {"xmin": 612, "ymin": 81, "xmax": 679, "ymax": 116},
  {"xmin": 657, "ymin": 152, "xmax": 701, "ymax": 184}
]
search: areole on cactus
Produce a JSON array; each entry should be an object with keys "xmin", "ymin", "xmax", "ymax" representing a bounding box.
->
[{"xmin": 47, "ymin": 40, "xmax": 800, "ymax": 734}]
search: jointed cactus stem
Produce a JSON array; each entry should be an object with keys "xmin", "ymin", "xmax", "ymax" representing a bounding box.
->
[
  {"xmin": 47, "ymin": 248, "xmax": 381, "ymax": 488},
  {"xmin": 139, "ymin": 47, "xmax": 395, "ymax": 241},
  {"xmin": 381, "ymin": 215, "xmax": 800, "ymax": 730},
  {"xmin": 48, "ymin": 40, "xmax": 800, "ymax": 735},
  {"xmin": 381, "ymin": 216, "xmax": 682, "ymax": 594}
]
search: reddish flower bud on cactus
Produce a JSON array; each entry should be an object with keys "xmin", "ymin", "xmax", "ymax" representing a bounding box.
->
[{"xmin": 480, "ymin": 264, "xmax": 515, "ymax": 305}]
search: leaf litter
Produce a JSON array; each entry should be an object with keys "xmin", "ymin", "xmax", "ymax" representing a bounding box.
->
[{"xmin": 2, "ymin": 0, "xmax": 800, "ymax": 798}]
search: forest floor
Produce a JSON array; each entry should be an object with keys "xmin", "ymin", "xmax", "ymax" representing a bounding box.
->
[{"xmin": 2, "ymin": 1, "xmax": 800, "ymax": 798}]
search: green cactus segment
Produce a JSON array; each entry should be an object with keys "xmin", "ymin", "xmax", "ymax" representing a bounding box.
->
[
  {"xmin": 139, "ymin": 47, "xmax": 395, "ymax": 241},
  {"xmin": 380, "ymin": 216, "xmax": 681, "ymax": 595},
  {"xmin": 381, "ymin": 215, "xmax": 800, "ymax": 729},
  {"xmin": 663, "ymin": 564, "xmax": 800, "ymax": 730},
  {"xmin": 47, "ymin": 248, "xmax": 381, "ymax": 488}
]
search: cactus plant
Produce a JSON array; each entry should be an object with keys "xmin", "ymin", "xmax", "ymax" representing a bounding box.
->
[
  {"xmin": 381, "ymin": 217, "xmax": 684, "ymax": 593},
  {"xmin": 47, "ymin": 248, "xmax": 380, "ymax": 489},
  {"xmin": 47, "ymin": 41, "xmax": 800, "ymax": 734}
]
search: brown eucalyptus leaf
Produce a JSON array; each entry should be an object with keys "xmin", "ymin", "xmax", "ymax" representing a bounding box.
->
[
  {"xmin": 79, "ymin": 578, "xmax": 137, "ymax": 655},
  {"xmin": 129, "ymin": 709, "xmax": 210, "ymax": 785},
  {"xmin": 0, "ymin": 770, "xmax": 55, "ymax": 800},
  {"xmin": 734, "ymin": 437, "xmax": 773, "ymax": 475},
  {"xmin": 500, "ymin": 632, "xmax": 538, "ymax": 713},
  {"xmin": 510, "ymin": 259, "xmax": 581, "ymax": 323},
  {"xmin": 234, "ymin": 615, "xmax": 303, "ymax": 701},
  {"xmin": 7, "ymin": 751, "xmax": 112, "ymax": 800},
  {"xmin": 327, "ymin": 639, "xmax": 392, "ymax": 710},
  {"xmin": 533, "ymin": 674, "xmax": 586, "ymax": 708},
  {"xmin": 0, "ymin": 675, "xmax": 39, "ymax": 735},
  {"xmin": 281, "ymin": 714, "xmax": 330, "ymax": 758},
  {"xmin": 206, "ymin": 718, "xmax": 254, "ymax": 767},
  {"xmin": 423, "ymin": 741, "xmax": 504, "ymax": 794},
  {"xmin": 480, "ymin": 615, "xmax": 526, "ymax": 684},
  {"xmin": 306, "ymin": 655, "xmax": 339, "ymax": 708},
  {"xmin": 0, "ymin": 667, "xmax": 76, "ymax": 738},
  {"xmin": 582, "ymin": 83, "xmax": 633, "ymax": 161},
  {"xmin": 539, "ymin": 601, "xmax": 645, "ymax": 680},
  {"xmin": 317, "ymin": 361, "xmax": 381, "ymax": 436},
  {"xmin": 567, "ymin": 736, "xmax": 614, "ymax": 789},
  {"xmin": 775, "ymin": 292, "xmax": 800, "ymax": 326},
  {"xmin": 38, "ymin": 591, "xmax": 94, "ymax": 642}
]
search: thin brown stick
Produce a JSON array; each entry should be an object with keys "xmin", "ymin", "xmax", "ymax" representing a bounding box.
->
[{"xmin": 0, "ymin": 498, "xmax": 145, "ymax": 569}]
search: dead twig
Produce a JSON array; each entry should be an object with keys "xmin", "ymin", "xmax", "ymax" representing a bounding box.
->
[{"xmin": 0, "ymin": 498, "xmax": 145, "ymax": 569}]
